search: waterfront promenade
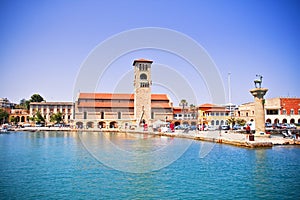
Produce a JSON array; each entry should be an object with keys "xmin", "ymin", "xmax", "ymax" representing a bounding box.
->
[{"xmin": 13, "ymin": 126, "xmax": 300, "ymax": 148}]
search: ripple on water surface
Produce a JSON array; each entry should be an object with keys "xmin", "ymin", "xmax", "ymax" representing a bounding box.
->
[{"xmin": 0, "ymin": 132, "xmax": 299, "ymax": 199}]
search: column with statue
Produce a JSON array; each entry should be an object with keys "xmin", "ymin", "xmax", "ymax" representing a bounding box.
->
[{"xmin": 250, "ymin": 75, "xmax": 269, "ymax": 137}]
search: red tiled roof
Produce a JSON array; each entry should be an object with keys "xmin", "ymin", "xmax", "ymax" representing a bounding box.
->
[
  {"xmin": 198, "ymin": 103, "xmax": 215, "ymax": 108},
  {"xmin": 133, "ymin": 59, "xmax": 153, "ymax": 65},
  {"xmin": 151, "ymin": 102, "xmax": 172, "ymax": 109},
  {"xmin": 77, "ymin": 93, "xmax": 172, "ymax": 109},
  {"xmin": 78, "ymin": 93, "xmax": 170, "ymax": 101},
  {"xmin": 30, "ymin": 102, "xmax": 73, "ymax": 105},
  {"xmin": 151, "ymin": 94, "xmax": 169, "ymax": 101},
  {"xmin": 78, "ymin": 101, "xmax": 172, "ymax": 109},
  {"xmin": 79, "ymin": 93, "xmax": 134, "ymax": 100},
  {"xmin": 78, "ymin": 102, "xmax": 134, "ymax": 108},
  {"xmin": 205, "ymin": 108, "xmax": 229, "ymax": 112},
  {"xmin": 173, "ymin": 110, "xmax": 182, "ymax": 114}
]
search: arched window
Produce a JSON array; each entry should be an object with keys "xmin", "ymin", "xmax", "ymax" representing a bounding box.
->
[
  {"xmin": 216, "ymin": 120, "xmax": 220, "ymax": 126},
  {"xmin": 211, "ymin": 120, "xmax": 215, "ymax": 126},
  {"xmin": 140, "ymin": 73, "xmax": 147, "ymax": 80}
]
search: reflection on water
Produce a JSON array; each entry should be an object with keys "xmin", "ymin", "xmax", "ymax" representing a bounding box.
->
[{"xmin": 79, "ymin": 131, "xmax": 192, "ymax": 173}]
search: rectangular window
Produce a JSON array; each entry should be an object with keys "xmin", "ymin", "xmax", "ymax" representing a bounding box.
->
[
  {"xmin": 290, "ymin": 109, "xmax": 294, "ymax": 115},
  {"xmin": 282, "ymin": 109, "xmax": 286, "ymax": 115},
  {"xmin": 118, "ymin": 112, "xmax": 121, "ymax": 119},
  {"xmin": 83, "ymin": 111, "xmax": 87, "ymax": 119},
  {"xmin": 266, "ymin": 109, "xmax": 279, "ymax": 115}
]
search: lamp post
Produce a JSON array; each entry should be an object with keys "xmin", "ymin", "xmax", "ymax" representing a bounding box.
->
[{"xmin": 228, "ymin": 72, "xmax": 232, "ymax": 117}]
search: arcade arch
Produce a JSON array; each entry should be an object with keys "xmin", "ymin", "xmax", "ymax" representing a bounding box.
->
[
  {"xmin": 76, "ymin": 122, "xmax": 83, "ymax": 128},
  {"xmin": 98, "ymin": 121, "xmax": 106, "ymax": 128},
  {"xmin": 110, "ymin": 121, "xmax": 118, "ymax": 128},
  {"xmin": 86, "ymin": 121, "xmax": 94, "ymax": 128}
]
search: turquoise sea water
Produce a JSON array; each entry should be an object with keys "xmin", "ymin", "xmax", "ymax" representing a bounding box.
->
[{"xmin": 0, "ymin": 131, "xmax": 299, "ymax": 200}]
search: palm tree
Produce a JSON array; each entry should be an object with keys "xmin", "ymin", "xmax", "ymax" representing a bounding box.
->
[
  {"xmin": 179, "ymin": 99, "xmax": 188, "ymax": 120},
  {"xmin": 190, "ymin": 104, "xmax": 196, "ymax": 119},
  {"xmin": 227, "ymin": 117, "xmax": 236, "ymax": 128}
]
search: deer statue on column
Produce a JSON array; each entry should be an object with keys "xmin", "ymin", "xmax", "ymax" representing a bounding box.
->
[{"xmin": 254, "ymin": 74, "xmax": 263, "ymax": 88}]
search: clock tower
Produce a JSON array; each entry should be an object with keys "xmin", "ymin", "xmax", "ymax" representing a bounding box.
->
[{"xmin": 133, "ymin": 59, "xmax": 153, "ymax": 125}]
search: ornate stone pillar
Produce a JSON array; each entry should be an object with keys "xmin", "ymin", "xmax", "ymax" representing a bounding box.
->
[{"xmin": 250, "ymin": 76, "xmax": 268, "ymax": 137}]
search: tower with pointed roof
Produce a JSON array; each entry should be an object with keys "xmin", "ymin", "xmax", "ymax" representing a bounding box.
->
[{"xmin": 133, "ymin": 59, "xmax": 153, "ymax": 125}]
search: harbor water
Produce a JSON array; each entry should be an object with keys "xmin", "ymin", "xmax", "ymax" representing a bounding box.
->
[{"xmin": 0, "ymin": 131, "xmax": 299, "ymax": 199}]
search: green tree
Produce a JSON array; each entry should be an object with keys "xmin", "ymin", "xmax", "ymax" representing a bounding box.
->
[
  {"xmin": 30, "ymin": 94, "xmax": 44, "ymax": 102},
  {"xmin": 10, "ymin": 116, "xmax": 18, "ymax": 125},
  {"xmin": 0, "ymin": 109, "xmax": 9, "ymax": 124},
  {"xmin": 50, "ymin": 112, "xmax": 62, "ymax": 124},
  {"xmin": 34, "ymin": 111, "xmax": 45, "ymax": 124},
  {"xmin": 190, "ymin": 104, "xmax": 196, "ymax": 119},
  {"xmin": 179, "ymin": 99, "xmax": 188, "ymax": 120},
  {"xmin": 19, "ymin": 94, "xmax": 45, "ymax": 110},
  {"xmin": 236, "ymin": 118, "xmax": 246, "ymax": 126},
  {"xmin": 19, "ymin": 98, "xmax": 30, "ymax": 110},
  {"xmin": 179, "ymin": 99, "xmax": 188, "ymax": 110},
  {"xmin": 227, "ymin": 117, "xmax": 236, "ymax": 128}
]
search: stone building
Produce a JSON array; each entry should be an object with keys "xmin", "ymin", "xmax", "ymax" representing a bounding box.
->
[
  {"xmin": 234, "ymin": 102, "xmax": 255, "ymax": 123},
  {"xmin": 74, "ymin": 59, "xmax": 173, "ymax": 129}
]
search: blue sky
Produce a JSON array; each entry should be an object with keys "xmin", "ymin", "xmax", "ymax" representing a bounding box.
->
[{"xmin": 1, "ymin": 0, "xmax": 299, "ymax": 106}]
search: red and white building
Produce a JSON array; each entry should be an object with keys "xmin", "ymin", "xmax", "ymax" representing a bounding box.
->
[{"xmin": 236, "ymin": 97, "xmax": 300, "ymax": 125}]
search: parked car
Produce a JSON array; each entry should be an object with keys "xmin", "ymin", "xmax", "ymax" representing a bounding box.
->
[
  {"xmin": 233, "ymin": 124, "xmax": 243, "ymax": 130},
  {"xmin": 206, "ymin": 125, "xmax": 216, "ymax": 131},
  {"xmin": 175, "ymin": 125, "xmax": 184, "ymax": 130},
  {"xmin": 22, "ymin": 123, "xmax": 31, "ymax": 127},
  {"xmin": 221, "ymin": 125, "xmax": 230, "ymax": 130}
]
